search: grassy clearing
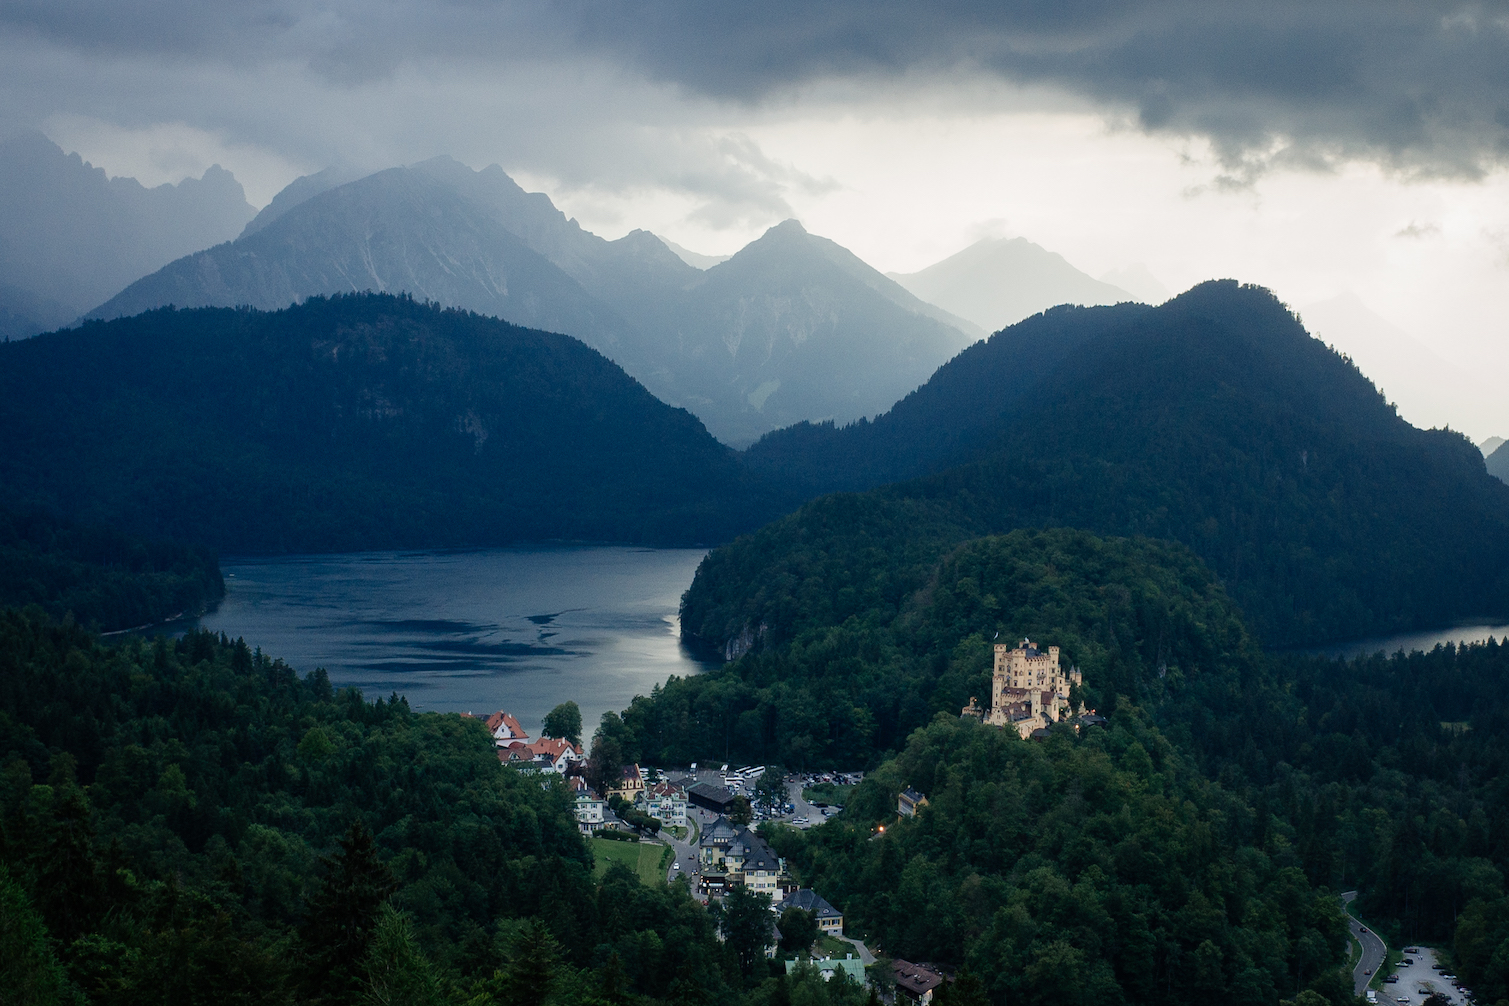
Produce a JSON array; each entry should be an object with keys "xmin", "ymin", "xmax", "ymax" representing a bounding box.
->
[
  {"xmin": 802, "ymin": 783, "xmax": 854, "ymax": 807},
  {"xmin": 591, "ymin": 837, "xmax": 671, "ymax": 886},
  {"xmin": 815, "ymin": 935, "xmax": 851, "ymax": 958}
]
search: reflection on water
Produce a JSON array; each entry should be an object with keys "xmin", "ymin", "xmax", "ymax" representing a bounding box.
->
[
  {"xmin": 192, "ymin": 546, "xmax": 719, "ymax": 738},
  {"xmin": 1308, "ymin": 623, "xmax": 1509, "ymax": 662}
]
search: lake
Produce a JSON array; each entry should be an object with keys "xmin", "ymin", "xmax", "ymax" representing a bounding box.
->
[
  {"xmin": 188, "ymin": 545, "xmax": 1508, "ymax": 740},
  {"xmin": 193, "ymin": 546, "xmax": 719, "ymax": 740},
  {"xmin": 1305, "ymin": 622, "xmax": 1509, "ymax": 661}
]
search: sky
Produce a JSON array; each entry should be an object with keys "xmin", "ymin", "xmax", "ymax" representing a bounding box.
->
[{"xmin": 4, "ymin": 1, "xmax": 1508, "ymax": 438}]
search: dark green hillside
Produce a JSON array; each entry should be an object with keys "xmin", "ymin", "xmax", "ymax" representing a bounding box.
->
[
  {"xmin": 742, "ymin": 301, "xmax": 1149, "ymax": 494},
  {"xmin": 627, "ymin": 525, "xmax": 1254, "ymax": 769},
  {"xmin": 0, "ymin": 508, "xmax": 223, "ymax": 631},
  {"xmin": 767, "ymin": 713, "xmax": 1352, "ymax": 1006},
  {"xmin": 0, "ymin": 610, "xmax": 741, "ymax": 1005},
  {"xmin": 0, "ymin": 293, "xmax": 781, "ymax": 553},
  {"xmin": 739, "ymin": 281, "xmax": 1509, "ymax": 645}
]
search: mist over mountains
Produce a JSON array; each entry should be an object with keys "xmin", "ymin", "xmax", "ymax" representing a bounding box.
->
[
  {"xmin": 90, "ymin": 157, "xmax": 979, "ymax": 445},
  {"xmin": 888, "ymin": 236, "xmax": 1135, "ymax": 332},
  {"xmin": 0, "ymin": 131, "xmax": 254, "ymax": 338}
]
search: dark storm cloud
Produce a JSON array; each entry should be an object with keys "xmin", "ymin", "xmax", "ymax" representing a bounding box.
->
[
  {"xmin": 5, "ymin": 1, "xmax": 1508, "ymax": 177},
  {"xmin": 568, "ymin": 0, "xmax": 1509, "ymax": 177}
]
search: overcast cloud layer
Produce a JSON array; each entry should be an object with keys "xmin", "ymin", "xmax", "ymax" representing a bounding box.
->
[{"xmin": 7, "ymin": 1, "xmax": 1509, "ymax": 181}]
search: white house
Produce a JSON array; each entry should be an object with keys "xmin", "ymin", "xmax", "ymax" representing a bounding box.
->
[
  {"xmin": 572, "ymin": 777, "xmax": 605, "ymax": 833},
  {"xmin": 641, "ymin": 781, "xmax": 688, "ymax": 827}
]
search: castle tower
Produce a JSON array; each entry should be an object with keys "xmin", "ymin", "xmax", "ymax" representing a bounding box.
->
[{"xmin": 976, "ymin": 638, "xmax": 1081, "ymax": 738}]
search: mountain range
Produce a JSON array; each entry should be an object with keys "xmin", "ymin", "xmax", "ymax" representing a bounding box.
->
[
  {"xmin": 0, "ymin": 130, "xmax": 254, "ymax": 338},
  {"xmin": 91, "ymin": 157, "xmax": 980, "ymax": 445},
  {"xmin": 5, "ymin": 273, "xmax": 1507, "ymax": 647}
]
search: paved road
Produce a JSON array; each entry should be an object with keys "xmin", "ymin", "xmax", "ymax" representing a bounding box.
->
[
  {"xmin": 660, "ymin": 816, "xmax": 702, "ymax": 885},
  {"xmin": 834, "ymin": 934, "xmax": 875, "ymax": 965},
  {"xmin": 1343, "ymin": 892, "xmax": 1387, "ymax": 997},
  {"xmin": 787, "ymin": 779, "xmax": 839, "ymax": 828}
]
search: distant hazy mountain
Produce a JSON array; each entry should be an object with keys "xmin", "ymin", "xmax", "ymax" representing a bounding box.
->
[
  {"xmin": 661, "ymin": 238, "xmax": 730, "ymax": 269},
  {"xmin": 91, "ymin": 158, "xmax": 978, "ymax": 445},
  {"xmin": 1482, "ymin": 436, "xmax": 1506, "ymax": 457},
  {"xmin": 90, "ymin": 165, "xmax": 643, "ymax": 364},
  {"xmin": 740, "ymin": 281, "xmax": 1509, "ymax": 646},
  {"xmin": 1489, "ymin": 443, "xmax": 1509, "ymax": 484},
  {"xmin": 887, "ymin": 237, "xmax": 1134, "ymax": 333},
  {"xmin": 1099, "ymin": 263, "xmax": 1171, "ymax": 304},
  {"xmin": 238, "ymin": 165, "xmax": 360, "ymax": 238},
  {"xmin": 1302, "ymin": 293, "xmax": 1504, "ymax": 439},
  {"xmin": 4, "ymin": 294, "xmax": 779, "ymax": 552},
  {"xmin": 644, "ymin": 220, "xmax": 978, "ymax": 444},
  {"xmin": 0, "ymin": 130, "xmax": 255, "ymax": 338}
]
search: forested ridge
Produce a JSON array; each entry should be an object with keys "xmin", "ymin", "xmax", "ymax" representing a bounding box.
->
[
  {"xmin": 0, "ymin": 293, "xmax": 787, "ymax": 553},
  {"xmin": 741, "ymin": 281, "xmax": 1509, "ymax": 647}
]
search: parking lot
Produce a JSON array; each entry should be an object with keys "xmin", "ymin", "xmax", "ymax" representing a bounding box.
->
[
  {"xmin": 1377, "ymin": 946, "xmax": 1476, "ymax": 1005},
  {"xmin": 677, "ymin": 766, "xmax": 861, "ymax": 829}
]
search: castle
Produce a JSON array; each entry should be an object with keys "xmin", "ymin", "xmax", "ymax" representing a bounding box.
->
[{"xmin": 961, "ymin": 638, "xmax": 1083, "ymax": 739}]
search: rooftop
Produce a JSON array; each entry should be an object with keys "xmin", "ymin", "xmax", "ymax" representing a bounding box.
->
[
  {"xmin": 777, "ymin": 888, "xmax": 841, "ymax": 919},
  {"xmin": 893, "ymin": 959, "xmax": 945, "ymax": 996}
]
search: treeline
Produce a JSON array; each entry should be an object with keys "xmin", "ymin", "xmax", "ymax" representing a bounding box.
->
[
  {"xmin": 1229, "ymin": 642, "xmax": 1509, "ymax": 1001},
  {"xmin": 0, "ymin": 610, "xmax": 817, "ymax": 1006},
  {"xmin": 623, "ymin": 523, "xmax": 1253, "ymax": 769},
  {"xmin": 0, "ymin": 507, "xmax": 223, "ymax": 631}
]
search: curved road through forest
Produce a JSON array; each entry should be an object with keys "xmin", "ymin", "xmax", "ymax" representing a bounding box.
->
[{"xmin": 1344, "ymin": 891, "xmax": 1387, "ymax": 997}]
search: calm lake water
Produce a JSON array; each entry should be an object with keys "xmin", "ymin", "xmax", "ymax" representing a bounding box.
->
[
  {"xmin": 185, "ymin": 546, "xmax": 1506, "ymax": 738},
  {"xmin": 193, "ymin": 546, "xmax": 719, "ymax": 739},
  {"xmin": 1306, "ymin": 622, "xmax": 1509, "ymax": 661}
]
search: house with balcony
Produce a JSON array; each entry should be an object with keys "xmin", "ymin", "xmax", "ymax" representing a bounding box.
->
[
  {"xmin": 641, "ymin": 781, "xmax": 688, "ymax": 828},
  {"xmin": 571, "ymin": 777, "xmax": 605, "ymax": 833}
]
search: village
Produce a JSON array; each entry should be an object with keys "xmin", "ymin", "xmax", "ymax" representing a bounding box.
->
[{"xmin": 468, "ymin": 638, "xmax": 1105, "ymax": 1003}]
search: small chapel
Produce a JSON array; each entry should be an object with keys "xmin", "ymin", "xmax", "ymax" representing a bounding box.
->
[{"xmin": 961, "ymin": 638, "xmax": 1083, "ymax": 739}]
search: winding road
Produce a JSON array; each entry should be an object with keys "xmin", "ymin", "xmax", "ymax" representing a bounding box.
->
[{"xmin": 1343, "ymin": 891, "xmax": 1386, "ymax": 997}]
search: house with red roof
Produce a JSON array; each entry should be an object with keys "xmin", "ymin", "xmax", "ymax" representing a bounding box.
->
[
  {"xmin": 497, "ymin": 736, "xmax": 583, "ymax": 775},
  {"xmin": 482, "ymin": 711, "xmax": 530, "ymax": 747}
]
